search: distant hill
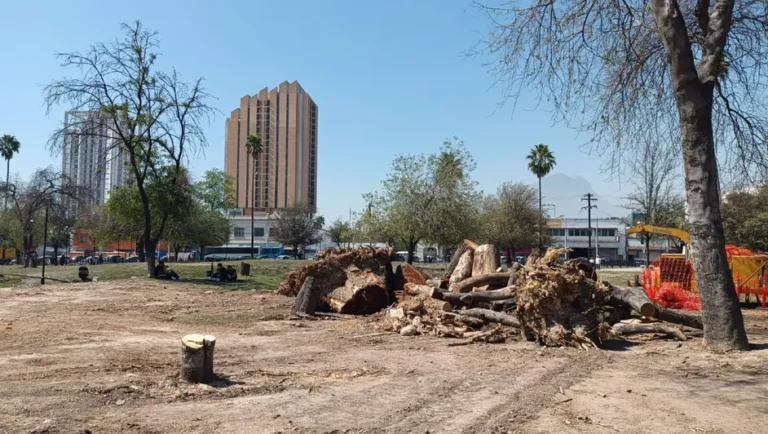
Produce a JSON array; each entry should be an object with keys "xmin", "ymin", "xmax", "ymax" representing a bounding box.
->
[{"xmin": 536, "ymin": 173, "xmax": 628, "ymax": 219}]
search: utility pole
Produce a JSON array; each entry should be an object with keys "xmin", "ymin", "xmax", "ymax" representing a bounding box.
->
[{"xmin": 581, "ymin": 194, "xmax": 597, "ymax": 263}]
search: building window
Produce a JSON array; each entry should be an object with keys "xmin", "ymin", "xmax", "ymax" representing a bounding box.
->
[
  {"xmin": 598, "ymin": 228, "xmax": 616, "ymax": 237},
  {"xmin": 568, "ymin": 228, "xmax": 593, "ymax": 237},
  {"xmin": 253, "ymin": 227, "xmax": 265, "ymax": 237},
  {"xmin": 234, "ymin": 227, "xmax": 245, "ymax": 238},
  {"xmin": 549, "ymin": 229, "xmax": 566, "ymax": 237}
]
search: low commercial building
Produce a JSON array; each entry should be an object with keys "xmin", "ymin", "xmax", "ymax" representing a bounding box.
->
[{"xmin": 547, "ymin": 217, "xmax": 628, "ymax": 261}]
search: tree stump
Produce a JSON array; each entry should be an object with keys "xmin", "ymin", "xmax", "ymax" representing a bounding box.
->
[
  {"xmin": 449, "ymin": 250, "xmax": 474, "ymax": 284},
  {"xmin": 180, "ymin": 334, "xmax": 216, "ymax": 383},
  {"xmin": 472, "ymin": 244, "xmax": 500, "ymax": 277},
  {"xmin": 240, "ymin": 262, "xmax": 251, "ymax": 277},
  {"xmin": 292, "ymin": 276, "xmax": 319, "ymax": 316},
  {"xmin": 442, "ymin": 240, "xmax": 478, "ymax": 281}
]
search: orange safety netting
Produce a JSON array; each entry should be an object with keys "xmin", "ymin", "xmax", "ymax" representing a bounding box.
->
[
  {"xmin": 725, "ymin": 245, "xmax": 754, "ymax": 261},
  {"xmin": 654, "ymin": 282, "xmax": 701, "ymax": 311}
]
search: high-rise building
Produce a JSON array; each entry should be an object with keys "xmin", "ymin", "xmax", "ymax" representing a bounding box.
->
[
  {"xmin": 225, "ymin": 81, "xmax": 318, "ymax": 213},
  {"xmin": 62, "ymin": 111, "xmax": 128, "ymax": 212}
]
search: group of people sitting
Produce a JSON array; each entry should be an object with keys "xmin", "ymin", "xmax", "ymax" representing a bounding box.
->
[{"xmin": 208, "ymin": 263, "xmax": 237, "ymax": 282}]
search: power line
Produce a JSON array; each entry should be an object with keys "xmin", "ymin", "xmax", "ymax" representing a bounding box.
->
[{"xmin": 581, "ymin": 193, "xmax": 598, "ymax": 263}]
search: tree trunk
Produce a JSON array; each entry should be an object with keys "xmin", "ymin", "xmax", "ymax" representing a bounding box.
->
[
  {"xmin": 538, "ymin": 176, "xmax": 543, "ymax": 249},
  {"xmin": 442, "ymin": 240, "xmax": 478, "ymax": 281},
  {"xmin": 449, "ymin": 272, "xmax": 510, "ymax": 293},
  {"xmin": 146, "ymin": 238, "xmax": 157, "ymax": 277},
  {"xmin": 656, "ymin": 306, "xmax": 703, "ymax": 329},
  {"xmin": 292, "ymin": 276, "xmax": 320, "ymax": 316},
  {"xmin": 608, "ymin": 284, "xmax": 658, "ymax": 318},
  {"xmin": 137, "ymin": 239, "xmax": 146, "ymax": 262},
  {"xmin": 325, "ymin": 269, "xmax": 390, "ymax": 314},
  {"xmin": 462, "ymin": 308, "xmax": 520, "ymax": 327},
  {"xmin": 677, "ymin": 91, "xmax": 748, "ymax": 350},
  {"xmin": 4, "ymin": 158, "xmax": 9, "ymax": 211},
  {"xmin": 471, "ymin": 244, "xmax": 500, "ymax": 277},
  {"xmin": 406, "ymin": 239, "xmax": 418, "ymax": 265},
  {"xmin": 612, "ymin": 322, "xmax": 686, "ymax": 342},
  {"xmin": 645, "ymin": 234, "xmax": 651, "ymax": 265},
  {"xmin": 449, "ymin": 250, "xmax": 474, "ymax": 284},
  {"xmin": 653, "ymin": 0, "xmax": 748, "ymax": 351},
  {"xmin": 180, "ymin": 334, "xmax": 216, "ymax": 383}
]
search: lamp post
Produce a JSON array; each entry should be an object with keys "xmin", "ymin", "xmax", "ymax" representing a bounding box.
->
[{"xmin": 41, "ymin": 204, "xmax": 49, "ymax": 284}]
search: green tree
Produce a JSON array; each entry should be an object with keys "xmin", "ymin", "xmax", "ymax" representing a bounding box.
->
[
  {"xmin": 272, "ymin": 206, "xmax": 324, "ymax": 258},
  {"xmin": 196, "ymin": 169, "xmax": 236, "ymax": 212},
  {"xmin": 0, "ymin": 134, "xmax": 21, "ymax": 211},
  {"xmin": 474, "ymin": 0, "xmax": 764, "ymax": 350},
  {"xmin": 479, "ymin": 182, "xmax": 542, "ymax": 260},
  {"xmin": 327, "ymin": 218, "xmax": 352, "ymax": 247},
  {"xmin": 164, "ymin": 202, "xmax": 231, "ymax": 259},
  {"xmin": 364, "ymin": 138, "xmax": 479, "ymax": 263},
  {"xmin": 722, "ymin": 186, "xmax": 768, "ymax": 252},
  {"xmin": 44, "ymin": 21, "xmax": 214, "ymax": 277},
  {"xmin": 526, "ymin": 144, "xmax": 556, "ymax": 249}
]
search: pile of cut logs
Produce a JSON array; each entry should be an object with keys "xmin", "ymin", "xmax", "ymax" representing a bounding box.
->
[{"xmin": 281, "ymin": 243, "xmax": 704, "ymax": 348}]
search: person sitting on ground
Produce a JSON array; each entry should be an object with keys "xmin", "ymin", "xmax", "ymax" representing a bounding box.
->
[
  {"xmin": 154, "ymin": 260, "xmax": 180, "ymax": 281},
  {"xmin": 226, "ymin": 265, "xmax": 238, "ymax": 281},
  {"xmin": 208, "ymin": 263, "xmax": 227, "ymax": 282},
  {"xmin": 78, "ymin": 265, "xmax": 92, "ymax": 282}
]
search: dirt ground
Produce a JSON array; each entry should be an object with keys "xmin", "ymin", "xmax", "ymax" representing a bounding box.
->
[{"xmin": 1, "ymin": 281, "xmax": 767, "ymax": 434}]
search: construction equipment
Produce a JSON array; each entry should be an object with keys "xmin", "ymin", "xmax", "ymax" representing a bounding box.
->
[{"xmin": 628, "ymin": 224, "xmax": 768, "ymax": 307}]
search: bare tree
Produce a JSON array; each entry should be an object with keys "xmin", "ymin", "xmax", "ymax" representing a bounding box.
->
[
  {"xmin": 44, "ymin": 21, "xmax": 213, "ymax": 277},
  {"xmin": 473, "ymin": 0, "xmax": 766, "ymax": 350},
  {"xmin": 624, "ymin": 142, "xmax": 686, "ymax": 262},
  {"xmin": 0, "ymin": 168, "xmax": 86, "ymax": 267}
]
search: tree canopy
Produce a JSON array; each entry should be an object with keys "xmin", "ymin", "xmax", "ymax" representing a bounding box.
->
[
  {"xmin": 196, "ymin": 169, "xmax": 236, "ymax": 212},
  {"xmin": 478, "ymin": 182, "xmax": 543, "ymax": 256},
  {"xmin": 272, "ymin": 206, "xmax": 324, "ymax": 258},
  {"xmin": 44, "ymin": 21, "xmax": 214, "ymax": 277},
  {"xmin": 327, "ymin": 218, "xmax": 353, "ymax": 247},
  {"xmin": 722, "ymin": 186, "xmax": 768, "ymax": 252},
  {"xmin": 363, "ymin": 138, "xmax": 480, "ymax": 263}
]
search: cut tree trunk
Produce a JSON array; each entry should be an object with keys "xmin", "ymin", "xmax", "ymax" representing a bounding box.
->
[
  {"xmin": 449, "ymin": 250, "xmax": 474, "ymax": 284},
  {"xmin": 180, "ymin": 334, "xmax": 216, "ymax": 383},
  {"xmin": 442, "ymin": 240, "xmax": 478, "ymax": 281},
  {"xmin": 472, "ymin": 244, "xmax": 500, "ymax": 277},
  {"xmin": 324, "ymin": 268, "xmax": 390, "ymax": 314},
  {"xmin": 449, "ymin": 272, "xmax": 510, "ymax": 293},
  {"xmin": 656, "ymin": 307, "xmax": 703, "ymax": 329},
  {"xmin": 461, "ymin": 308, "xmax": 520, "ymax": 327},
  {"xmin": 292, "ymin": 276, "xmax": 319, "ymax": 316},
  {"xmin": 489, "ymin": 299, "xmax": 517, "ymax": 311},
  {"xmin": 608, "ymin": 285, "xmax": 658, "ymax": 318},
  {"xmin": 612, "ymin": 323, "xmax": 686, "ymax": 342}
]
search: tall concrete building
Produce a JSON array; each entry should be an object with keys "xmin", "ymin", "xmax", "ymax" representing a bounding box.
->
[
  {"xmin": 62, "ymin": 111, "xmax": 128, "ymax": 211},
  {"xmin": 225, "ymin": 81, "xmax": 318, "ymax": 213}
]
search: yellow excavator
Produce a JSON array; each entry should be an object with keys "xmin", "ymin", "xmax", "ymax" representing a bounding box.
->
[{"xmin": 625, "ymin": 224, "xmax": 690, "ymax": 260}]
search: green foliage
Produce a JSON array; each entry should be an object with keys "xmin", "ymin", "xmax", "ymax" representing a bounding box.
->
[
  {"xmin": 327, "ymin": 218, "xmax": 352, "ymax": 247},
  {"xmin": 478, "ymin": 182, "xmax": 542, "ymax": 252},
  {"xmin": 722, "ymin": 187, "xmax": 768, "ymax": 252},
  {"xmin": 165, "ymin": 202, "xmax": 231, "ymax": 252},
  {"xmin": 246, "ymin": 135, "xmax": 262, "ymax": 158},
  {"xmin": 526, "ymin": 144, "xmax": 556, "ymax": 179},
  {"xmin": 0, "ymin": 135, "xmax": 21, "ymax": 161},
  {"xmin": 272, "ymin": 206, "xmax": 324, "ymax": 257},
  {"xmin": 195, "ymin": 169, "xmax": 236, "ymax": 212},
  {"xmin": 363, "ymin": 138, "xmax": 480, "ymax": 261}
]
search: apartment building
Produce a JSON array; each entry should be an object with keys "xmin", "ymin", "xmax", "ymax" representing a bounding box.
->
[
  {"xmin": 224, "ymin": 81, "xmax": 318, "ymax": 214},
  {"xmin": 61, "ymin": 111, "xmax": 128, "ymax": 211},
  {"xmin": 547, "ymin": 217, "xmax": 628, "ymax": 260}
]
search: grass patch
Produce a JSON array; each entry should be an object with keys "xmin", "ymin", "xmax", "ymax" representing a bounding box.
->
[{"xmin": 0, "ymin": 259, "xmax": 308, "ymax": 290}]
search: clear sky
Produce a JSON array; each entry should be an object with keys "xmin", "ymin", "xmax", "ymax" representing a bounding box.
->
[{"xmin": 0, "ymin": 0, "xmax": 636, "ymax": 221}]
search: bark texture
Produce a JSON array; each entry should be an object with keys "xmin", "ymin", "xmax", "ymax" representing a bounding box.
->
[
  {"xmin": 442, "ymin": 240, "xmax": 478, "ymax": 281},
  {"xmin": 472, "ymin": 244, "xmax": 500, "ymax": 277},
  {"xmin": 292, "ymin": 276, "xmax": 319, "ymax": 316},
  {"xmin": 180, "ymin": 334, "xmax": 216, "ymax": 383},
  {"xmin": 449, "ymin": 250, "xmax": 474, "ymax": 284},
  {"xmin": 652, "ymin": 0, "xmax": 749, "ymax": 351},
  {"xmin": 449, "ymin": 272, "xmax": 510, "ymax": 293}
]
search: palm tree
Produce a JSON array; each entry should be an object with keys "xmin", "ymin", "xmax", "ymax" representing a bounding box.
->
[
  {"xmin": 245, "ymin": 135, "xmax": 262, "ymax": 258},
  {"xmin": 0, "ymin": 135, "xmax": 21, "ymax": 211},
  {"xmin": 526, "ymin": 144, "xmax": 556, "ymax": 249}
]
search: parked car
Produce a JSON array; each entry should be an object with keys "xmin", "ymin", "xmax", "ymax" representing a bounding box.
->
[
  {"xmin": 125, "ymin": 256, "xmax": 140, "ymax": 263},
  {"xmin": 276, "ymin": 255, "xmax": 292, "ymax": 260},
  {"xmin": 107, "ymin": 255, "xmax": 124, "ymax": 263}
]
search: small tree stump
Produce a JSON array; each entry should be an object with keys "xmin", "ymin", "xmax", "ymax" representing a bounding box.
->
[
  {"xmin": 180, "ymin": 334, "xmax": 216, "ymax": 383},
  {"xmin": 292, "ymin": 276, "xmax": 319, "ymax": 316}
]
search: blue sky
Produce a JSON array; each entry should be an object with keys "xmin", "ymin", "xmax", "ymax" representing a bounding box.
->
[{"xmin": 0, "ymin": 0, "xmax": 635, "ymax": 221}]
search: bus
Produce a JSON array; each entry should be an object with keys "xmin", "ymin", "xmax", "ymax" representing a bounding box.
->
[{"xmin": 203, "ymin": 246, "xmax": 284, "ymax": 261}]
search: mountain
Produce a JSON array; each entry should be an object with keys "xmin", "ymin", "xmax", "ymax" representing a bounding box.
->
[{"xmin": 536, "ymin": 173, "xmax": 628, "ymax": 219}]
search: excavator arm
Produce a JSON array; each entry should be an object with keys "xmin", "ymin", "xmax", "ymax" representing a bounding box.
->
[{"xmin": 625, "ymin": 224, "xmax": 690, "ymax": 245}]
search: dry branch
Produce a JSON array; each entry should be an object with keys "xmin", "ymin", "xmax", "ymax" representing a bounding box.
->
[
  {"xmin": 449, "ymin": 273, "xmax": 511, "ymax": 293},
  {"xmin": 612, "ymin": 323, "xmax": 687, "ymax": 341}
]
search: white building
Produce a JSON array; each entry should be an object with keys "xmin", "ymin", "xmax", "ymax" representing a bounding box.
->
[
  {"xmin": 62, "ymin": 111, "xmax": 128, "ymax": 211},
  {"xmin": 547, "ymin": 217, "xmax": 628, "ymax": 261}
]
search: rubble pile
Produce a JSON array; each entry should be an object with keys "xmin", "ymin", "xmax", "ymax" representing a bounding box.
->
[{"xmin": 280, "ymin": 243, "xmax": 706, "ymax": 348}]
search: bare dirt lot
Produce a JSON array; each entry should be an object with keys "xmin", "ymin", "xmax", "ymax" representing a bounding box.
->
[{"xmin": 1, "ymin": 280, "xmax": 767, "ymax": 434}]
